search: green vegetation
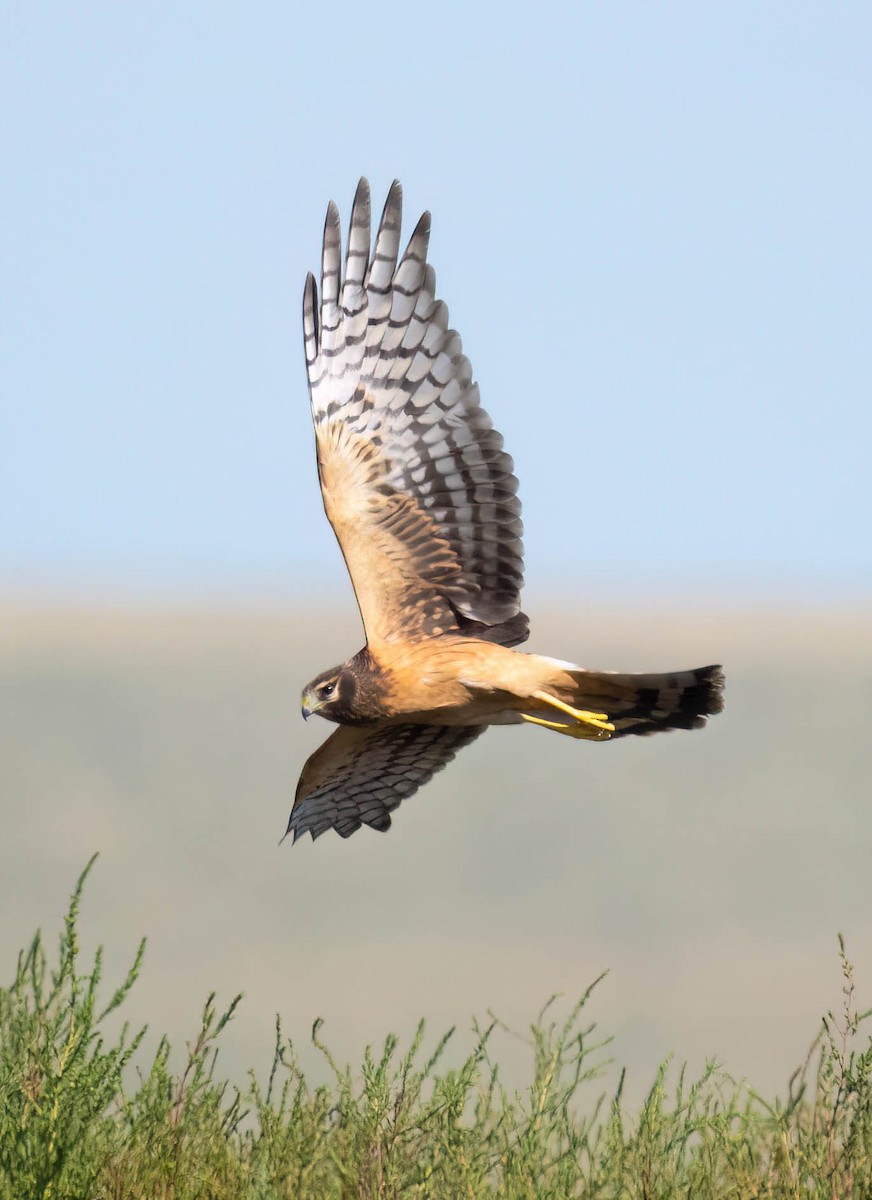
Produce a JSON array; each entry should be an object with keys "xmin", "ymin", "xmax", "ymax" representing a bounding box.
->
[{"xmin": 2, "ymin": 860, "xmax": 872, "ymax": 1199}]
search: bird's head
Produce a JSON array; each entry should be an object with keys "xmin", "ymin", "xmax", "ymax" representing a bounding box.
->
[{"xmin": 301, "ymin": 665, "xmax": 351, "ymax": 723}]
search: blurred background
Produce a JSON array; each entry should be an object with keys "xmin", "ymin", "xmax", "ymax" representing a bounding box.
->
[{"xmin": 2, "ymin": 2, "xmax": 870, "ymax": 1101}]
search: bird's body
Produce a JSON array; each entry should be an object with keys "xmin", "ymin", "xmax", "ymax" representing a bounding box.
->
[
  {"xmin": 303, "ymin": 638, "xmax": 720, "ymax": 733},
  {"xmin": 288, "ymin": 180, "xmax": 724, "ymax": 843}
]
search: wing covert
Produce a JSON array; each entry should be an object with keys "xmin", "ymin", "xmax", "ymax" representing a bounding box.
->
[
  {"xmin": 303, "ymin": 179, "xmax": 527, "ymax": 650},
  {"xmin": 287, "ymin": 722, "xmax": 486, "ymax": 842}
]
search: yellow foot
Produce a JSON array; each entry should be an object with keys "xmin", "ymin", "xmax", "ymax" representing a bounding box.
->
[
  {"xmin": 529, "ymin": 690, "xmax": 615, "ymax": 736},
  {"xmin": 521, "ymin": 712, "xmax": 611, "ymax": 741}
]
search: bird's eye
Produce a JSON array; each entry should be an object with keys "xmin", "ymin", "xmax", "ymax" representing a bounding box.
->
[{"xmin": 320, "ymin": 681, "xmax": 336, "ymax": 699}]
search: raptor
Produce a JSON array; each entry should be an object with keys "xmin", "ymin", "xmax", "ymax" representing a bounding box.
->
[{"xmin": 287, "ymin": 180, "xmax": 723, "ymax": 842}]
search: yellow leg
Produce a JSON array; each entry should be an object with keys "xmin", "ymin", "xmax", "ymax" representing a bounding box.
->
[
  {"xmin": 521, "ymin": 712, "xmax": 611, "ymax": 741},
  {"xmin": 530, "ymin": 690, "xmax": 615, "ymax": 734}
]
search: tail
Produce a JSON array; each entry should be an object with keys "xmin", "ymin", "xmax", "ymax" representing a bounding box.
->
[{"xmin": 560, "ymin": 663, "xmax": 725, "ymax": 738}]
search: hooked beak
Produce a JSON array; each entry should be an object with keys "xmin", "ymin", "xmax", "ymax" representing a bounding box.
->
[{"xmin": 301, "ymin": 691, "xmax": 317, "ymax": 721}]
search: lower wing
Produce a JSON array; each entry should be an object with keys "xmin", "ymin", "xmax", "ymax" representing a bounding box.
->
[{"xmin": 287, "ymin": 722, "xmax": 487, "ymax": 843}]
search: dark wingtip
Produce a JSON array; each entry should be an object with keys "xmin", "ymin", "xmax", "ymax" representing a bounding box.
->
[
  {"xmin": 700, "ymin": 664, "xmax": 726, "ymax": 714},
  {"xmin": 413, "ymin": 209, "xmax": 432, "ymax": 242}
]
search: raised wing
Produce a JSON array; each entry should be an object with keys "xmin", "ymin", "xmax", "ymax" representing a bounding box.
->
[
  {"xmin": 303, "ymin": 179, "xmax": 527, "ymax": 651},
  {"xmin": 287, "ymin": 722, "xmax": 486, "ymax": 842}
]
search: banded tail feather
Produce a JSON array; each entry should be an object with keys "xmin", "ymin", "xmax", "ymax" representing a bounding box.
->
[{"xmin": 566, "ymin": 664, "xmax": 725, "ymax": 738}]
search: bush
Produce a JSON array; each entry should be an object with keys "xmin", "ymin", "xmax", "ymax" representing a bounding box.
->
[{"xmin": 1, "ymin": 859, "xmax": 871, "ymax": 1198}]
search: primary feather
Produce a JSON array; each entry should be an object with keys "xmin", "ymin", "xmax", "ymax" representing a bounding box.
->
[{"xmin": 303, "ymin": 179, "xmax": 527, "ymax": 645}]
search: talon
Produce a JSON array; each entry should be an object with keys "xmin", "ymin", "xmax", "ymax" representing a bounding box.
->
[
  {"xmin": 520, "ymin": 713, "xmax": 612, "ymax": 741},
  {"xmin": 530, "ymin": 690, "xmax": 615, "ymax": 733}
]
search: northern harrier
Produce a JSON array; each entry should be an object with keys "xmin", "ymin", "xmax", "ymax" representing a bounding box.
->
[{"xmin": 288, "ymin": 180, "xmax": 723, "ymax": 843}]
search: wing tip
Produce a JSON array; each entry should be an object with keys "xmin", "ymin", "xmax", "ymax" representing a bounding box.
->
[
  {"xmin": 345, "ymin": 179, "xmax": 372, "ymax": 292},
  {"xmin": 381, "ymin": 179, "xmax": 403, "ymax": 232},
  {"xmin": 302, "ymin": 272, "xmax": 319, "ymax": 362},
  {"xmin": 699, "ymin": 663, "xmax": 725, "ymax": 715},
  {"xmin": 353, "ymin": 176, "xmax": 371, "ymax": 208},
  {"xmin": 281, "ymin": 810, "xmax": 393, "ymax": 846},
  {"xmin": 321, "ymin": 201, "xmax": 342, "ymax": 302},
  {"xmin": 410, "ymin": 208, "xmax": 432, "ymax": 250}
]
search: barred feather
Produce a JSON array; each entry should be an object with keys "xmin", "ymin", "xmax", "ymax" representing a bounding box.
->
[
  {"xmin": 287, "ymin": 723, "xmax": 485, "ymax": 842},
  {"xmin": 304, "ymin": 179, "xmax": 526, "ymax": 644},
  {"xmin": 566, "ymin": 664, "xmax": 726, "ymax": 738}
]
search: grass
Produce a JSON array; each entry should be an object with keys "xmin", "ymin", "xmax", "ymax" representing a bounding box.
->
[{"xmin": 1, "ymin": 859, "xmax": 871, "ymax": 1198}]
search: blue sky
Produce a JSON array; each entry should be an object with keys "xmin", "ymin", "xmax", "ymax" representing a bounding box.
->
[{"xmin": 3, "ymin": 2, "xmax": 870, "ymax": 601}]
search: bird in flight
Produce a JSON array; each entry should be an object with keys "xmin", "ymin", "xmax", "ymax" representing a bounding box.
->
[{"xmin": 287, "ymin": 180, "xmax": 724, "ymax": 843}]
